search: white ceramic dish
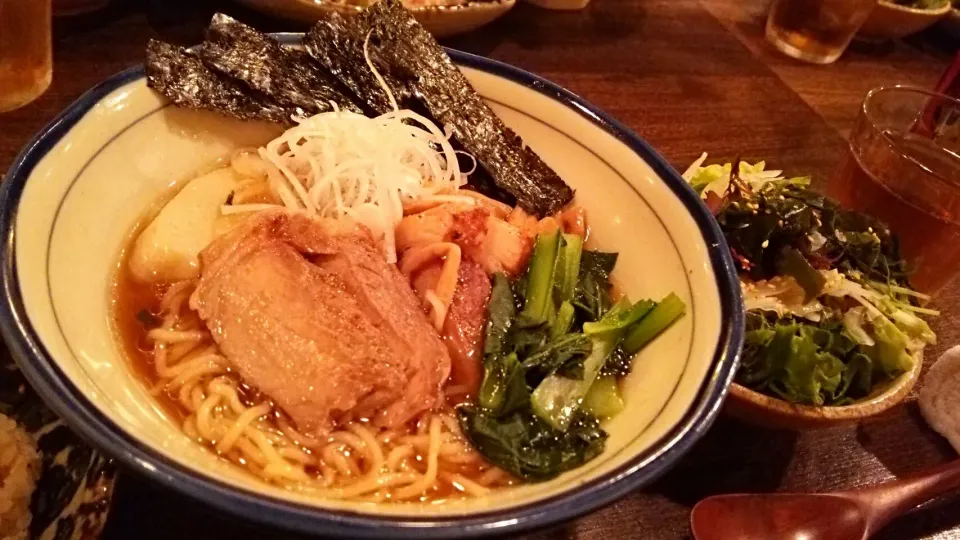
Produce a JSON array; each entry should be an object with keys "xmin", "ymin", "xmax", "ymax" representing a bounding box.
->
[
  {"xmin": 235, "ymin": 0, "xmax": 517, "ymax": 37},
  {"xmin": 0, "ymin": 42, "xmax": 743, "ymax": 537}
]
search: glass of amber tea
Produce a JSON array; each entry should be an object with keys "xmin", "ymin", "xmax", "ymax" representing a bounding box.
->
[
  {"xmin": 766, "ymin": 0, "xmax": 875, "ymax": 64},
  {"xmin": 0, "ymin": 0, "xmax": 53, "ymax": 112},
  {"xmin": 828, "ymin": 86, "xmax": 960, "ymax": 295}
]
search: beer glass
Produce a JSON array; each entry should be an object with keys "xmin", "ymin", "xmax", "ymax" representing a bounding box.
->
[{"xmin": 0, "ymin": 0, "xmax": 53, "ymax": 112}]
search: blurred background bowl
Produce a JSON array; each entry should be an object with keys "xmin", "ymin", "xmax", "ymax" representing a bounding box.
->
[
  {"xmin": 234, "ymin": 0, "xmax": 517, "ymax": 37},
  {"xmin": 858, "ymin": 0, "xmax": 952, "ymax": 41}
]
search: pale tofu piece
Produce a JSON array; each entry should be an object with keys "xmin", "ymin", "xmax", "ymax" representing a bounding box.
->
[{"xmin": 130, "ymin": 168, "xmax": 241, "ymax": 283}]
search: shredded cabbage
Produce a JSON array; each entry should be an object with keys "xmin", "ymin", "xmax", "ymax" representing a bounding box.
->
[{"xmin": 685, "ymin": 153, "xmax": 809, "ymax": 197}]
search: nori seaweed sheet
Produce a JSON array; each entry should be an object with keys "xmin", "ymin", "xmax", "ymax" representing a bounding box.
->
[
  {"xmin": 304, "ymin": 0, "xmax": 574, "ymax": 217},
  {"xmin": 304, "ymin": 12, "xmax": 414, "ymax": 116},
  {"xmin": 145, "ymin": 40, "xmax": 292, "ymax": 124},
  {"xmin": 199, "ymin": 14, "xmax": 365, "ymax": 117}
]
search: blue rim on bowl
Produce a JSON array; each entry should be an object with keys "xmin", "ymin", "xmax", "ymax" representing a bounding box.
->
[{"xmin": 0, "ymin": 44, "xmax": 744, "ymax": 538}]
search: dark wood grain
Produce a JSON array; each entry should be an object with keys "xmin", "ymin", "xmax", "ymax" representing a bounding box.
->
[{"xmin": 1, "ymin": 0, "xmax": 958, "ymax": 538}]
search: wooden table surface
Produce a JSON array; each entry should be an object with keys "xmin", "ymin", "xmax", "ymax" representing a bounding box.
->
[{"xmin": 2, "ymin": 0, "xmax": 959, "ymax": 538}]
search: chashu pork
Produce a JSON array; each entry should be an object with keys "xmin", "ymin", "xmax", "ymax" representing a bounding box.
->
[
  {"xmin": 440, "ymin": 260, "xmax": 490, "ymax": 400},
  {"xmin": 190, "ymin": 210, "xmax": 451, "ymax": 437}
]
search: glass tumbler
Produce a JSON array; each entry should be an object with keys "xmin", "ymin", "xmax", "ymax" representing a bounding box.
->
[
  {"xmin": 827, "ymin": 86, "xmax": 960, "ymax": 295},
  {"xmin": 0, "ymin": 0, "xmax": 53, "ymax": 112},
  {"xmin": 766, "ymin": 0, "xmax": 876, "ymax": 64}
]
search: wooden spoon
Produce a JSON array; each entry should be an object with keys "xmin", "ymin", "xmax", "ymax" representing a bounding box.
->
[{"xmin": 690, "ymin": 459, "xmax": 960, "ymax": 540}]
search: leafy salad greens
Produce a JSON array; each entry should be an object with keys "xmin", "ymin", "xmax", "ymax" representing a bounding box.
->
[
  {"xmin": 458, "ymin": 229, "xmax": 685, "ymax": 480},
  {"xmin": 684, "ymin": 155, "xmax": 937, "ymax": 406}
]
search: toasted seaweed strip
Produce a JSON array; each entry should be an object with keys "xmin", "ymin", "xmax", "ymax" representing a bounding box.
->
[
  {"xmin": 145, "ymin": 40, "xmax": 291, "ymax": 124},
  {"xmin": 199, "ymin": 14, "xmax": 365, "ymax": 117},
  {"xmin": 304, "ymin": 11, "xmax": 414, "ymax": 116},
  {"xmin": 304, "ymin": 0, "xmax": 574, "ymax": 217}
]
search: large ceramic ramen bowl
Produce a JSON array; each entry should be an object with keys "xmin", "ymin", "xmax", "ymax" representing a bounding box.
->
[{"xmin": 0, "ymin": 42, "xmax": 743, "ymax": 538}]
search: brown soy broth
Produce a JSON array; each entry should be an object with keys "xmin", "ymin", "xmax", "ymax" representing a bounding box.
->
[
  {"xmin": 113, "ymin": 248, "xmax": 277, "ymax": 426},
  {"xmin": 828, "ymin": 130, "xmax": 960, "ymax": 293},
  {"xmin": 111, "ymin": 246, "xmax": 192, "ymax": 423},
  {"xmin": 113, "ymin": 259, "xmax": 487, "ymax": 497},
  {"xmin": 111, "ymin": 223, "xmax": 509, "ymax": 500}
]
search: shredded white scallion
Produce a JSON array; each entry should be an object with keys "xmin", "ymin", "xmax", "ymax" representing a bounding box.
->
[{"xmin": 226, "ymin": 33, "xmax": 467, "ymax": 263}]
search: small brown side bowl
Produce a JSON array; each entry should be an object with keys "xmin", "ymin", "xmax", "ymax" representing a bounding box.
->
[
  {"xmin": 858, "ymin": 0, "xmax": 952, "ymax": 41},
  {"xmin": 235, "ymin": 0, "xmax": 518, "ymax": 38},
  {"xmin": 724, "ymin": 352, "xmax": 923, "ymax": 430}
]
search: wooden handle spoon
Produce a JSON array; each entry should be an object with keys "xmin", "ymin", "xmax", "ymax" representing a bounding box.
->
[{"xmin": 690, "ymin": 459, "xmax": 960, "ymax": 540}]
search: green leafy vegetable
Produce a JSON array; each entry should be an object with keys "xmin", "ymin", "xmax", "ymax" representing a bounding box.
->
[
  {"xmin": 461, "ymin": 231, "xmax": 683, "ymax": 480},
  {"xmin": 457, "ymin": 408, "xmax": 607, "ymax": 481},
  {"xmin": 518, "ymin": 230, "xmax": 561, "ymax": 327},
  {"xmin": 484, "ymin": 273, "xmax": 515, "ymax": 357},
  {"xmin": 506, "ymin": 326, "xmax": 551, "ymax": 360},
  {"xmin": 554, "ymin": 234, "xmax": 583, "ymax": 303},
  {"xmin": 479, "ymin": 352, "xmax": 528, "ymax": 415},
  {"xmin": 739, "ymin": 311, "xmax": 919, "ymax": 406},
  {"xmin": 531, "ymin": 309, "xmax": 624, "ymax": 431},
  {"xmin": 622, "ymin": 293, "xmax": 686, "ymax": 354},
  {"xmin": 685, "ymin": 155, "xmax": 937, "ymax": 407},
  {"xmin": 835, "ymin": 352, "xmax": 873, "ymax": 402},
  {"xmin": 703, "ymin": 169, "xmax": 908, "ymax": 286},
  {"xmin": 572, "ymin": 250, "xmax": 618, "ymax": 323},
  {"xmin": 580, "ymin": 249, "xmax": 618, "ymax": 279},
  {"xmin": 842, "ymin": 307, "xmax": 875, "ymax": 347},
  {"xmin": 522, "ymin": 333, "xmax": 592, "ymax": 380},
  {"xmin": 551, "ymin": 301, "xmax": 576, "ymax": 338},
  {"xmin": 777, "ymin": 246, "xmax": 826, "ymax": 302},
  {"xmin": 581, "ymin": 375, "xmax": 624, "ymax": 418},
  {"xmin": 867, "ymin": 315, "xmax": 914, "ymax": 375},
  {"xmin": 583, "ymin": 300, "xmax": 654, "ymax": 336},
  {"xmin": 479, "ymin": 273, "xmax": 525, "ymax": 414},
  {"xmin": 687, "ymin": 162, "xmax": 737, "ymax": 194},
  {"xmin": 887, "ymin": 307, "xmax": 936, "ymax": 346},
  {"xmin": 740, "ymin": 314, "xmax": 841, "ymax": 405},
  {"xmin": 499, "ymin": 353, "xmax": 532, "ymax": 416}
]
